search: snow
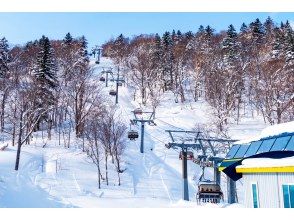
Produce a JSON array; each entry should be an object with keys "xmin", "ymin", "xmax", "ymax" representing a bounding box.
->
[
  {"xmin": 235, "ymin": 121, "xmax": 294, "ymax": 145},
  {"xmin": 260, "ymin": 121, "xmax": 294, "ymax": 137},
  {"xmin": 237, "ymin": 156, "xmax": 294, "ymax": 169},
  {"xmin": 0, "ymin": 57, "xmax": 276, "ymax": 208}
]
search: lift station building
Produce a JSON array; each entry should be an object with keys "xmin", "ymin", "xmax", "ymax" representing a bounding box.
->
[{"xmin": 219, "ymin": 121, "xmax": 294, "ymax": 208}]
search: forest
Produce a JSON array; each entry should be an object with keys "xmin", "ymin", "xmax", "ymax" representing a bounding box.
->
[{"xmin": 103, "ymin": 17, "xmax": 294, "ymax": 131}]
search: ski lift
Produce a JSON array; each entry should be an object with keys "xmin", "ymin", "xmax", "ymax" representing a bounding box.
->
[
  {"xmin": 117, "ymin": 82, "xmax": 123, "ymax": 86},
  {"xmin": 179, "ymin": 151, "xmax": 194, "ymax": 160},
  {"xmin": 196, "ymin": 182, "xmax": 223, "ymax": 204},
  {"xmin": 99, "ymin": 76, "xmax": 105, "ymax": 82},
  {"xmin": 128, "ymin": 130, "xmax": 139, "ymax": 140},
  {"xmin": 133, "ymin": 108, "xmax": 143, "ymax": 115},
  {"xmin": 95, "ymin": 60, "xmax": 100, "ymax": 64},
  {"xmin": 109, "ymin": 89, "xmax": 117, "ymax": 96}
]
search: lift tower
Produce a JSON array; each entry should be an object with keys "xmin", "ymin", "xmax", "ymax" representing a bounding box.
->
[
  {"xmin": 165, "ymin": 130, "xmax": 202, "ymax": 201},
  {"xmin": 165, "ymin": 130, "xmax": 237, "ymax": 202},
  {"xmin": 131, "ymin": 110, "xmax": 156, "ymax": 153},
  {"xmin": 109, "ymin": 67, "xmax": 125, "ymax": 104}
]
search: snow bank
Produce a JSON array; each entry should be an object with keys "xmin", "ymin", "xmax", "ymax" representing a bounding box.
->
[
  {"xmin": 260, "ymin": 121, "xmax": 294, "ymax": 138},
  {"xmin": 237, "ymin": 156, "xmax": 294, "ymax": 168},
  {"xmin": 235, "ymin": 121, "xmax": 294, "ymax": 145}
]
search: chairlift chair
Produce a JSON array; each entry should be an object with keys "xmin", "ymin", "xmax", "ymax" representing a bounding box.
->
[
  {"xmin": 109, "ymin": 89, "xmax": 117, "ymax": 96},
  {"xmin": 179, "ymin": 151, "xmax": 194, "ymax": 160},
  {"xmin": 196, "ymin": 182, "xmax": 223, "ymax": 204},
  {"xmin": 128, "ymin": 130, "xmax": 139, "ymax": 140},
  {"xmin": 133, "ymin": 108, "xmax": 143, "ymax": 115},
  {"xmin": 99, "ymin": 76, "xmax": 105, "ymax": 82},
  {"xmin": 117, "ymin": 82, "xmax": 123, "ymax": 86}
]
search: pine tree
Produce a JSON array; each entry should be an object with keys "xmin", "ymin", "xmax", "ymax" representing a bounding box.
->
[
  {"xmin": 0, "ymin": 37, "xmax": 9, "ymax": 78},
  {"xmin": 198, "ymin": 25, "xmax": 205, "ymax": 33},
  {"xmin": 271, "ymin": 27, "xmax": 284, "ymax": 58},
  {"xmin": 162, "ymin": 31, "xmax": 174, "ymax": 90},
  {"xmin": 249, "ymin": 18, "xmax": 265, "ymax": 45},
  {"xmin": 205, "ymin": 25, "xmax": 214, "ymax": 39},
  {"xmin": 64, "ymin": 32, "xmax": 73, "ymax": 45},
  {"xmin": 185, "ymin": 31, "xmax": 194, "ymax": 40},
  {"xmin": 79, "ymin": 35, "xmax": 89, "ymax": 62},
  {"xmin": 264, "ymin": 16, "xmax": 275, "ymax": 34},
  {"xmin": 240, "ymin": 23, "xmax": 248, "ymax": 33},
  {"xmin": 284, "ymin": 24, "xmax": 294, "ymax": 64},
  {"xmin": 222, "ymin": 24, "xmax": 239, "ymax": 65},
  {"xmin": 34, "ymin": 35, "xmax": 58, "ymax": 107},
  {"xmin": 154, "ymin": 33, "xmax": 163, "ymax": 61}
]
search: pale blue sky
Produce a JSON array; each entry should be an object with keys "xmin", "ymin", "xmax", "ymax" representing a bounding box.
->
[{"xmin": 0, "ymin": 13, "xmax": 293, "ymax": 49}]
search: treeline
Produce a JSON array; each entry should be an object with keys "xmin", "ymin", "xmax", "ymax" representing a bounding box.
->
[
  {"xmin": 102, "ymin": 17, "xmax": 294, "ymax": 131},
  {"xmin": 0, "ymin": 33, "xmax": 126, "ymax": 187}
]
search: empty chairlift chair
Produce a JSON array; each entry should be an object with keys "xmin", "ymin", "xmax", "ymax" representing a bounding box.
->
[
  {"xmin": 196, "ymin": 182, "xmax": 223, "ymax": 204},
  {"xmin": 100, "ymin": 76, "xmax": 105, "ymax": 82},
  {"xmin": 109, "ymin": 89, "xmax": 117, "ymax": 96},
  {"xmin": 133, "ymin": 108, "xmax": 143, "ymax": 115},
  {"xmin": 128, "ymin": 130, "xmax": 139, "ymax": 140},
  {"xmin": 179, "ymin": 151, "xmax": 194, "ymax": 160}
]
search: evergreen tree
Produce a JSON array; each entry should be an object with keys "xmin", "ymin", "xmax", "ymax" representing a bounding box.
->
[
  {"xmin": 154, "ymin": 33, "xmax": 163, "ymax": 61},
  {"xmin": 198, "ymin": 25, "xmax": 205, "ymax": 33},
  {"xmin": 271, "ymin": 27, "xmax": 284, "ymax": 58},
  {"xmin": 34, "ymin": 35, "xmax": 58, "ymax": 107},
  {"xmin": 222, "ymin": 24, "xmax": 239, "ymax": 64},
  {"xmin": 205, "ymin": 25, "xmax": 214, "ymax": 39},
  {"xmin": 64, "ymin": 32, "xmax": 73, "ymax": 45},
  {"xmin": 284, "ymin": 25, "xmax": 294, "ymax": 64},
  {"xmin": 185, "ymin": 31, "xmax": 194, "ymax": 40},
  {"xmin": 240, "ymin": 23, "xmax": 248, "ymax": 33},
  {"xmin": 264, "ymin": 16, "xmax": 275, "ymax": 34},
  {"xmin": 79, "ymin": 35, "xmax": 89, "ymax": 61},
  {"xmin": 162, "ymin": 31, "xmax": 174, "ymax": 89},
  {"xmin": 0, "ymin": 37, "xmax": 9, "ymax": 78},
  {"xmin": 249, "ymin": 18, "xmax": 265, "ymax": 44},
  {"xmin": 172, "ymin": 29, "xmax": 176, "ymax": 41}
]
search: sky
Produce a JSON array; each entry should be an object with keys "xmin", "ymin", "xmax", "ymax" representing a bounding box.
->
[{"xmin": 0, "ymin": 12, "xmax": 293, "ymax": 49}]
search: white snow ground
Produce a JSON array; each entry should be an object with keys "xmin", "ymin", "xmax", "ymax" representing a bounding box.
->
[{"xmin": 0, "ymin": 57, "xmax": 271, "ymax": 208}]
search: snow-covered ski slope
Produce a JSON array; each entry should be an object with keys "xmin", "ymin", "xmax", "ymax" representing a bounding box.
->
[{"xmin": 0, "ymin": 57, "xmax": 268, "ymax": 208}]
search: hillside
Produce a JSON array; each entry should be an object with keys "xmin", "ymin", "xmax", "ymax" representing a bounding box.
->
[{"xmin": 0, "ymin": 57, "xmax": 270, "ymax": 208}]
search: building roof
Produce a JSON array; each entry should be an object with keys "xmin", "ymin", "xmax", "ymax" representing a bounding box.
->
[
  {"xmin": 219, "ymin": 132, "xmax": 294, "ymax": 171},
  {"xmin": 218, "ymin": 121, "xmax": 294, "ymax": 180}
]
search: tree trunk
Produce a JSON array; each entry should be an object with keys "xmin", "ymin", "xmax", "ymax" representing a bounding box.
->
[
  {"xmin": 115, "ymin": 154, "xmax": 121, "ymax": 186},
  {"xmin": 105, "ymin": 152, "xmax": 109, "ymax": 185},
  {"xmin": 15, "ymin": 109, "xmax": 24, "ymax": 171},
  {"xmin": 0, "ymin": 92, "xmax": 7, "ymax": 132}
]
